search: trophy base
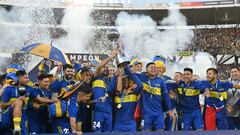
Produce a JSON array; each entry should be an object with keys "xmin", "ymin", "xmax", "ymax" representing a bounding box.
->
[{"xmin": 117, "ymin": 61, "xmax": 130, "ymax": 68}]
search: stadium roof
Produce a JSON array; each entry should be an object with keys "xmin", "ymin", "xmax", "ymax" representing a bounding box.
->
[
  {"xmin": 1, "ymin": 3, "xmax": 240, "ymax": 27},
  {"xmin": 93, "ymin": 5, "xmax": 240, "ymax": 26}
]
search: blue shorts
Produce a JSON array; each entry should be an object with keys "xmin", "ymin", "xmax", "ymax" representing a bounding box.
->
[
  {"xmin": 51, "ymin": 118, "xmax": 71, "ymax": 134},
  {"xmin": 113, "ymin": 120, "xmax": 136, "ymax": 132},
  {"xmin": 28, "ymin": 117, "xmax": 50, "ymax": 134},
  {"xmin": 92, "ymin": 111, "xmax": 112, "ymax": 132},
  {"xmin": 216, "ymin": 108, "xmax": 228, "ymax": 130},
  {"xmin": 1, "ymin": 106, "xmax": 27, "ymax": 134},
  {"xmin": 183, "ymin": 110, "xmax": 203, "ymax": 130},
  {"xmin": 1, "ymin": 106, "xmax": 13, "ymax": 127},
  {"xmin": 142, "ymin": 112, "xmax": 164, "ymax": 131}
]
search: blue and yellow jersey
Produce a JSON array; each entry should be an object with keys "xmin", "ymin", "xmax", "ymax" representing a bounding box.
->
[
  {"xmin": 201, "ymin": 80, "xmax": 233, "ymax": 108},
  {"xmin": 50, "ymin": 78, "xmax": 75, "ymax": 93},
  {"xmin": 114, "ymin": 73, "xmax": 143, "ymax": 122},
  {"xmin": 176, "ymin": 80, "xmax": 205, "ymax": 112},
  {"xmin": 136, "ymin": 73, "xmax": 172, "ymax": 115},
  {"xmin": 114, "ymin": 92, "xmax": 138, "ymax": 122},
  {"xmin": 50, "ymin": 78, "xmax": 78, "ymax": 101},
  {"xmin": 92, "ymin": 76, "xmax": 117, "ymax": 113},
  {"xmin": 159, "ymin": 75, "xmax": 171, "ymax": 82},
  {"xmin": 1, "ymin": 85, "xmax": 38, "ymax": 109},
  {"xmin": 27, "ymin": 87, "xmax": 52, "ymax": 120}
]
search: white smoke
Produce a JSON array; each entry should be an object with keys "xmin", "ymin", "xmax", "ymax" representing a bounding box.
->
[
  {"xmin": 115, "ymin": 6, "xmax": 217, "ymax": 78},
  {"xmin": 56, "ymin": 0, "xmax": 94, "ymax": 53},
  {"xmin": 0, "ymin": 6, "xmax": 54, "ymax": 51},
  {"xmin": 171, "ymin": 52, "xmax": 217, "ymax": 79},
  {"xmin": 0, "ymin": 4, "xmax": 55, "ymax": 71},
  {"xmin": 116, "ymin": 8, "xmax": 194, "ymax": 58}
]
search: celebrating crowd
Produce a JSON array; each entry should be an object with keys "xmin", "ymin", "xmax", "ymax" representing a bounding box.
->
[
  {"xmin": 0, "ymin": 49, "xmax": 240, "ymax": 135},
  {"xmin": 188, "ymin": 28, "xmax": 240, "ymax": 55}
]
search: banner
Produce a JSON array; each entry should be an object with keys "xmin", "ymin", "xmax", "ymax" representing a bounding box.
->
[
  {"xmin": 180, "ymin": 2, "xmax": 203, "ymax": 7},
  {"xmin": 177, "ymin": 51, "xmax": 194, "ymax": 56},
  {"xmin": 28, "ymin": 53, "xmax": 108, "ymax": 82},
  {"xmin": 66, "ymin": 53, "xmax": 108, "ymax": 63}
]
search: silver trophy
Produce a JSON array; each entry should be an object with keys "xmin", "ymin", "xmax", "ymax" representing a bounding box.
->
[{"xmin": 107, "ymin": 28, "xmax": 130, "ymax": 67}]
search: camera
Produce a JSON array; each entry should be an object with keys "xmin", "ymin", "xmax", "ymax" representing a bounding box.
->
[{"xmin": 18, "ymin": 86, "xmax": 26, "ymax": 96}]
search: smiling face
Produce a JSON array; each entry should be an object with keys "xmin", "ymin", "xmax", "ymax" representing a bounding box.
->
[
  {"xmin": 101, "ymin": 65, "xmax": 109, "ymax": 77},
  {"xmin": 207, "ymin": 70, "xmax": 217, "ymax": 82},
  {"xmin": 108, "ymin": 66, "xmax": 115, "ymax": 78},
  {"xmin": 183, "ymin": 71, "xmax": 192, "ymax": 84},
  {"xmin": 174, "ymin": 72, "xmax": 183, "ymax": 83},
  {"xmin": 64, "ymin": 68, "xmax": 74, "ymax": 80},
  {"xmin": 230, "ymin": 68, "xmax": 240, "ymax": 81},
  {"xmin": 136, "ymin": 63, "xmax": 143, "ymax": 73},
  {"xmin": 38, "ymin": 78, "xmax": 50, "ymax": 90},
  {"xmin": 146, "ymin": 64, "xmax": 157, "ymax": 76},
  {"xmin": 18, "ymin": 74, "xmax": 29, "ymax": 86},
  {"xmin": 81, "ymin": 71, "xmax": 92, "ymax": 82}
]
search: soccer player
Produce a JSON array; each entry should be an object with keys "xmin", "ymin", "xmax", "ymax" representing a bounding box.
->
[
  {"xmin": 69, "ymin": 83, "xmax": 92, "ymax": 135},
  {"xmin": 69, "ymin": 67, "xmax": 93, "ymax": 134},
  {"xmin": 202, "ymin": 68, "xmax": 240, "ymax": 130},
  {"xmin": 113, "ymin": 67, "xmax": 143, "ymax": 132},
  {"xmin": 177, "ymin": 68, "xmax": 206, "ymax": 130},
  {"xmin": 91, "ymin": 50, "xmax": 118, "ymax": 132},
  {"xmin": 136, "ymin": 62, "xmax": 175, "ymax": 131},
  {"xmin": 49, "ymin": 64, "xmax": 81, "ymax": 134},
  {"xmin": 0, "ymin": 70, "xmax": 57, "ymax": 134},
  {"xmin": 27, "ymin": 72, "xmax": 53, "ymax": 134},
  {"xmin": 50, "ymin": 64, "xmax": 76, "ymax": 94},
  {"xmin": 174, "ymin": 72, "xmax": 183, "ymax": 84}
]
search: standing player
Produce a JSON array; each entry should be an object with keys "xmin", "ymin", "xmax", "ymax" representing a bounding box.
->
[
  {"xmin": 177, "ymin": 68, "xmax": 206, "ymax": 130},
  {"xmin": 91, "ymin": 50, "xmax": 118, "ymax": 132},
  {"xmin": 113, "ymin": 67, "xmax": 143, "ymax": 132},
  {"xmin": 202, "ymin": 68, "xmax": 240, "ymax": 130},
  {"xmin": 136, "ymin": 62, "xmax": 175, "ymax": 131}
]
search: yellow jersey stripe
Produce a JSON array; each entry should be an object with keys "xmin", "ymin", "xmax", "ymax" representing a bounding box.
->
[
  {"xmin": 142, "ymin": 82, "xmax": 162, "ymax": 96},
  {"xmin": 92, "ymin": 80, "xmax": 106, "ymax": 88},
  {"xmin": 177, "ymin": 88, "xmax": 200, "ymax": 96},
  {"xmin": 115, "ymin": 94, "xmax": 138, "ymax": 103}
]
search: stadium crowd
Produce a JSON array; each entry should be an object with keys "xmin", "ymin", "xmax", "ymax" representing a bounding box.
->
[
  {"xmin": 0, "ymin": 49, "xmax": 240, "ymax": 135},
  {"xmin": 188, "ymin": 28, "xmax": 240, "ymax": 55}
]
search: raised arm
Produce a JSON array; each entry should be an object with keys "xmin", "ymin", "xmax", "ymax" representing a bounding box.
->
[
  {"xmin": 107, "ymin": 76, "xmax": 118, "ymax": 96},
  {"xmin": 94, "ymin": 50, "xmax": 118, "ymax": 78},
  {"xmin": 116, "ymin": 76, "xmax": 123, "ymax": 93},
  {"xmin": 131, "ymin": 73, "xmax": 143, "ymax": 94}
]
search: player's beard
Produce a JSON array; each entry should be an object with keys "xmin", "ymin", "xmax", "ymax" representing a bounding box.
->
[
  {"xmin": 101, "ymin": 69, "xmax": 109, "ymax": 77},
  {"xmin": 208, "ymin": 77, "xmax": 215, "ymax": 82},
  {"xmin": 65, "ymin": 74, "xmax": 74, "ymax": 81}
]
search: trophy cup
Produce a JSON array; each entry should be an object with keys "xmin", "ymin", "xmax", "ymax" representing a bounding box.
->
[{"xmin": 107, "ymin": 28, "xmax": 130, "ymax": 67}]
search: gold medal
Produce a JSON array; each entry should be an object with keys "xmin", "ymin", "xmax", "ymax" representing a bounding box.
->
[
  {"xmin": 117, "ymin": 104, "xmax": 122, "ymax": 109},
  {"xmin": 219, "ymin": 96, "xmax": 224, "ymax": 101},
  {"xmin": 87, "ymin": 105, "xmax": 90, "ymax": 108}
]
